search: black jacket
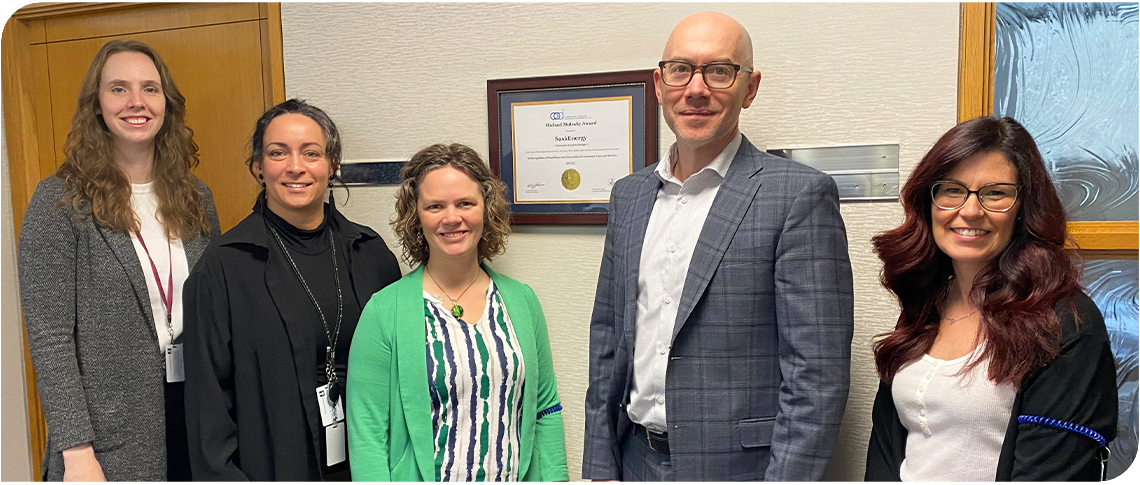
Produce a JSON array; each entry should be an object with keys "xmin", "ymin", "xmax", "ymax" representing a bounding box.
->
[
  {"xmin": 183, "ymin": 197, "xmax": 401, "ymax": 480},
  {"xmin": 865, "ymin": 291, "xmax": 1117, "ymax": 481}
]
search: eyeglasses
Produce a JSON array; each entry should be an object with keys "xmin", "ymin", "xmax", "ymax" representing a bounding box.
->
[
  {"xmin": 658, "ymin": 61, "xmax": 752, "ymax": 89},
  {"xmin": 931, "ymin": 181, "xmax": 1021, "ymax": 212}
]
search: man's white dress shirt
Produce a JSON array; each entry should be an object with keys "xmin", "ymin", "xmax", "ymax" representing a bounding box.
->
[{"xmin": 627, "ymin": 133, "xmax": 743, "ymax": 433}]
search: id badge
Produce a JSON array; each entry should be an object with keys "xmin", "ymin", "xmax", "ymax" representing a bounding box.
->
[
  {"xmin": 325, "ymin": 421, "xmax": 346, "ymax": 466},
  {"xmin": 315, "ymin": 384, "xmax": 344, "ymax": 426},
  {"xmin": 165, "ymin": 343, "xmax": 185, "ymax": 383}
]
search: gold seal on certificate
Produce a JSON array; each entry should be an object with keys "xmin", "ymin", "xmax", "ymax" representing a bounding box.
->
[{"xmin": 561, "ymin": 169, "xmax": 581, "ymax": 190}]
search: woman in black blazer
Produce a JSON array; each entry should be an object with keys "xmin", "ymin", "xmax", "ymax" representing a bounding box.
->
[
  {"xmin": 18, "ymin": 40, "xmax": 218, "ymax": 481},
  {"xmin": 182, "ymin": 99, "xmax": 401, "ymax": 481}
]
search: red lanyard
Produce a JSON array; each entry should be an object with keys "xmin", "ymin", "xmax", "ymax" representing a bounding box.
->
[{"xmin": 134, "ymin": 231, "xmax": 173, "ymax": 325}]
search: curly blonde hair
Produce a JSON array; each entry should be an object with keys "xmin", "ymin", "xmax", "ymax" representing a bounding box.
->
[
  {"xmin": 392, "ymin": 143, "xmax": 511, "ymax": 265},
  {"xmin": 55, "ymin": 40, "xmax": 210, "ymax": 239}
]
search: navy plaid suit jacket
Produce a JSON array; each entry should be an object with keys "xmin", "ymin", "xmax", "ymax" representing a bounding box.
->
[{"xmin": 582, "ymin": 136, "xmax": 854, "ymax": 481}]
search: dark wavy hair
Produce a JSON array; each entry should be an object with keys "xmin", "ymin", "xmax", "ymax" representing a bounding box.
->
[
  {"xmin": 55, "ymin": 40, "xmax": 210, "ymax": 239},
  {"xmin": 871, "ymin": 116, "xmax": 1080, "ymax": 387},
  {"xmin": 392, "ymin": 143, "xmax": 511, "ymax": 265}
]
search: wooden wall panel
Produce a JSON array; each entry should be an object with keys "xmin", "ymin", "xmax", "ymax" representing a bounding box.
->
[{"xmin": 43, "ymin": 3, "xmax": 260, "ymax": 43}]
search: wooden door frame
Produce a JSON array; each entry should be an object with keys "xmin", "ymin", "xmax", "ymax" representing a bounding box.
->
[
  {"xmin": 2, "ymin": 3, "xmax": 285, "ymax": 477},
  {"xmin": 958, "ymin": 2, "xmax": 1138, "ymax": 256}
]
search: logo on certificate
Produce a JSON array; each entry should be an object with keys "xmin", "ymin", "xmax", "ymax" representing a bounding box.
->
[{"xmin": 561, "ymin": 169, "xmax": 581, "ymax": 190}]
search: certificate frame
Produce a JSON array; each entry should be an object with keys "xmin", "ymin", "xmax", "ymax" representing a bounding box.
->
[{"xmin": 488, "ymin": 69, "xmax": 658, "ymax": 224}]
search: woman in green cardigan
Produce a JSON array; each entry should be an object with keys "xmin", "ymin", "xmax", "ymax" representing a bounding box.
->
[{"xmin": 347, "ymin": 143, "xmax": 568, "ymax": 481}]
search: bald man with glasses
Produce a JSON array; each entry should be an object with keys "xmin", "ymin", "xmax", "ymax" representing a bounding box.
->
[{"xmin": 583, "ymin": 11, "xmax": 854, "ymax": 481}]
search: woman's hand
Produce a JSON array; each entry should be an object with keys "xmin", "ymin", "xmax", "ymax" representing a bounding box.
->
[{"xmin": 62, "ymin": 443, "xmax": 106, "ymax": 482}]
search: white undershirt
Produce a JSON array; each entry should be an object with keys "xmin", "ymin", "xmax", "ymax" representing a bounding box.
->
[
  {"xmin": 128, "ymin": 182, "xmax": 189, "ymax": 353},
  {"xmin": 627, "ymin": 133, "xmax": 742, "ymax": 433},
  {"xmin": 893, "ymin": 344, "xmax": 1016, "ymax": 481}
]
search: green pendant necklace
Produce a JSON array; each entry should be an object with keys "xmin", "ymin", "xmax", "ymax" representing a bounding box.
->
[{"xmin": 426, "ymin": 267, "xmax": 480, "ymax": 318}]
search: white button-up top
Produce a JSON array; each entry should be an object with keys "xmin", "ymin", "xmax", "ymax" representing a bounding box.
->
[
  {"xmin": 626, "ymin": 133, "xmax": 742, "ymax": 433},
  {"xmin": 894, "ymin": 344, "xmax": 1016, "ymax": 481}
]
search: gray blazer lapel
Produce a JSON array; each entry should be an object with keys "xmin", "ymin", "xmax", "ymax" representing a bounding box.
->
[
  {"xmin": 623, "ymin": 172, "xmax": 662, "ymax": 343},
  {"xmin": 96, "ymin": 226, "xmax": 158, "ymax": 340},
  {"xmin": 671, "ymin": 137, "xmax": 764, "ymax": 343}
]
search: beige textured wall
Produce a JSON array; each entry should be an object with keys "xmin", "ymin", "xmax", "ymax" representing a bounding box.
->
[
  {"xmin": 281, "ymin": 2, "xmax": 960, "ymax": 480},
  {"xmin": 2, "ymin": 96, "xmax": 35, "ymax": 480}
]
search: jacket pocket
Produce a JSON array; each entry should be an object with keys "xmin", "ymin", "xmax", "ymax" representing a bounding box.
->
[
  {"xmin": 734, "ymin": 417, "xmax": 776, "ymax": 449},
  {"xmin": 391, "ymin": 445, "xmax": 410, "ymax": 471}
]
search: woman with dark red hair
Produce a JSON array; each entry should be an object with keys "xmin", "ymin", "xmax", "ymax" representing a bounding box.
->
[{"xmin": 864, "ymin": 116, "xmax": 1117, "ymax": 481}]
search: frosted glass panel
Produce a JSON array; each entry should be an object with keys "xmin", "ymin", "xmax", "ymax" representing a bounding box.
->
[
  {"xmin": 994, "ymin": 3, "xmax": 1139, "ymax": 221},
  {"xmin": 1082, "ymin": 259, "xmax": 1138, "ymax": 479}
]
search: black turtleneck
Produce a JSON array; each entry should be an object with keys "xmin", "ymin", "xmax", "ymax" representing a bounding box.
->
[
  {"xmin": 263, "ymin": 204, "xmax": 360, "ymax": 477},
  {"xmin": 262, "ymin": 204, "xmax": 360, "ymax": 394}
]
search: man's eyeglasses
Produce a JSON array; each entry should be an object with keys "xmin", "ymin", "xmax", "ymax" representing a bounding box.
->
[
  {"xmin": 930, "ymin": 181, "xmax": 1021, "ymax": 212},
  {"xmin": 658, "ymin": 61, "xmax": 752, "ymax": 89}
]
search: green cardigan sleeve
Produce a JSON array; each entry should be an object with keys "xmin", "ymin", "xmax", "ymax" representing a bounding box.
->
[
  {"xmin": 347, "ymin": 286, "xmax": 395, "ymax": 481},
  {"xmin": 523, "ymin": 284, "xmax": 569, "ymax": 481}
]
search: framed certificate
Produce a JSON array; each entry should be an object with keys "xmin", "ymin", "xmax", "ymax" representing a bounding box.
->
[{"xmin": 488, "ymin": 70, "xmax": 658, "ymax": 224}]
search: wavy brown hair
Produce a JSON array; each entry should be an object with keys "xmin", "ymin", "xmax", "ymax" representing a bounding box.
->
[
  {"xmin": 871, "ymin": 116, "xmax": 1081, "ymax": 388},
  {"xmin": 55, "ymin": 40, "xmax": 209, "ymax": 239},
  {"xmin": 392, "ymin": 143, "xmax": 511, "ymax": 265}
]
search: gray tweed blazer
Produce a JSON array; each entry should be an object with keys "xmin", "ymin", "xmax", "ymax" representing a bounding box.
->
[
  {"xmin": 17, "ymin": 176, "xmax": 219, "ymax": 481},
  {"xmin": 583, "ymin": 136, "xmax": 855, "ymax": 480}
]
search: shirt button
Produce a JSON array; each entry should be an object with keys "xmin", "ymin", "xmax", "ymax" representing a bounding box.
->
[
  {"xmin": 919, "ymin": 409, "xmax": 926, "ymax": 417},
  {"xmin": 656, "ymin": 395, "xmax": 665, "ymax": 404},
  {"xmin": 919, "ymin": 422, "xmax": 927, "ymax": 430},
  {"xmin": 657, "ymin": 343, "xmax": 667, "ymax": 355},
  {"xmin": 664, "ymin": 296, "xmax": 672, "ymax": 304},
  {"xmin": 680, "ymin": 196, "xmax": 688, "ymax": 204},
  {"xmin": 669, "ymin": 244, "xmax": 677, "ymax": 253},
  {"xmin": 918, "ymin": 386, "xmax": 925, "ymax": 392},
  {"xmin": 925, "ymin": 373, "xmax": 934, "ymax": 379}
]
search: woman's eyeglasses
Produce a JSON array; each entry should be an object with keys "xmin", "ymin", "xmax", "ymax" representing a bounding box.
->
[{"xmin": 930, "ymin": 181, "xmax": 1021, "ymax": 212}]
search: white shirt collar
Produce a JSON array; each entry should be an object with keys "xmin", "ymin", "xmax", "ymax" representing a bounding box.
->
[{"xmin": 655, "ymin": 131, "xmax": 743, "ymax": 185}]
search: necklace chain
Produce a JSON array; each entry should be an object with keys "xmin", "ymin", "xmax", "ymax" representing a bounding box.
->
[
  {"xmin": 267, "ymin": 222, "xmax": 343, "ymax": 389},
  {"xmin": 425, "ymin": 267, "xmax": 480, "ymax": 319},
  {"xmin": 943, "ymin": 308, "xmax": 979, "ymax": 325}
]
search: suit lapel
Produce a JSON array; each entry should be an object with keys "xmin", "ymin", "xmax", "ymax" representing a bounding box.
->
[
  {"xmin": 96, "ymin": 226, "xmax": 158, "ymax": 342},
  {"xmin": 395, "ymin": 266, "xmax": 436, "ymax": 481},
  {"xmin": 263, "ymin": 242, "xmax": 326, "ymax": 456},
  {"xmin": 671, "ymin": 137, "xmax": 764, "ymax": 344}
]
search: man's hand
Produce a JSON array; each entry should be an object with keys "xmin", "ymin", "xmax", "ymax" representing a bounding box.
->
[{"xmin": 62, "ymin": 443, "xmax": 106, "ymax": 482}]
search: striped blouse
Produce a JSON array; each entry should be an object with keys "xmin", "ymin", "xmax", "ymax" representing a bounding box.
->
[{"xmin": 424, "ymin": 281, "xmax": 525, "ymax": 481}]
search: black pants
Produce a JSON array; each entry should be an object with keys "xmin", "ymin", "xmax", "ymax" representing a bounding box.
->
[
  {"xmin": 621, "ymin": 424, "xmax": 675, "ymax": 481},
  {"xmin": 165, "ymin": 381, "xmax": 192, "ymax": 481}
]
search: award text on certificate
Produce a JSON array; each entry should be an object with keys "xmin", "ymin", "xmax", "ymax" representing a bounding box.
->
[{"xmin": 511, "ymin": 97, "xmax": 634, "ymax": 203}]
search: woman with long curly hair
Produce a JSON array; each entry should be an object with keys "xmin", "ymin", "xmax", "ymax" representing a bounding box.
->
[
  {"xmin": 17, "ymin": 40, "xmax": 219, "ymax": 481},
  {"xmin": 347, "ymin": 143, "xmax": 568, "ymax": 481},
  {"xmin": 864, "ymin": 116, "xmax": 1117, "ymax": 481}
]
